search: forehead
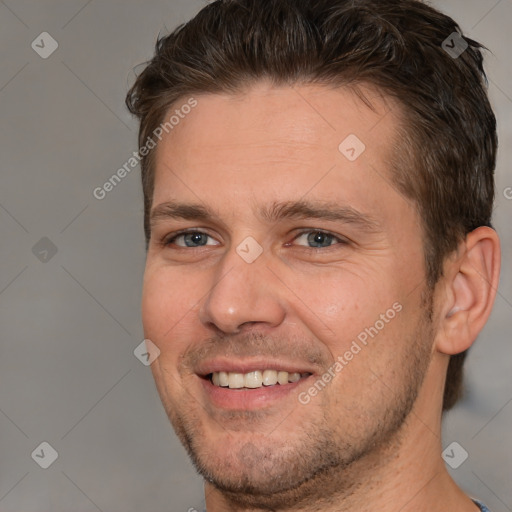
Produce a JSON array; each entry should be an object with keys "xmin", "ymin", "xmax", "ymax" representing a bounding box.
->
[
  {"xmin": 157, "ymin": 82, "xmax": 398, "ymax": 163},
  {"xmin": 151, "ymin": 82, "xmax": 408, "ymax": 225}
]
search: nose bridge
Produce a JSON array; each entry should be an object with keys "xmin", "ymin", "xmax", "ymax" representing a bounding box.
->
[{"xmin": 198, "ymin": 241, "xmax": 285, "ymax": 333}]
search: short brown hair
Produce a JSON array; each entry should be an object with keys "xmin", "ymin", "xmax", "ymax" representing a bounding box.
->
[{"xmin": 125, "ymin": 0, "xmax": 497, "ymax": 411}]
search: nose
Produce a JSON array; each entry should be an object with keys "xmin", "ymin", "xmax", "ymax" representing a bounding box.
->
[{"xmin": 198, "ymin": 244, "xmax": 286, "ymax": 334}]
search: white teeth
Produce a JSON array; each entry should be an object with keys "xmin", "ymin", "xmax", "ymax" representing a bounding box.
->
[
  {"xmin": 219, "ymin": 371, "xmax": 229, "ymax": 387},
  {"xmin": 262, "ymin": 369, "xmax": 278, "ymax": 386},
  {"xmin": 244, "ymin": 371, "xmax": 263, "ymax": 388},
  {"xmin": 288, "ymin": 372, "xmax": 301, "ymax": 382},
  {"xmin": 211, "ymin": 369, "xmax": 310, "ymax": 389},
  {"xmin": 228, "ymin": 373, "xmax": 244, "ymax": 389},
  {"xmin": 277, "ymin": 371, "xmax": 289, "ymax": 385}
]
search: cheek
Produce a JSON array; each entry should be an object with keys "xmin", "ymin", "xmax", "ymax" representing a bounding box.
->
[
  {"xmin": 288, "ymin": 272, "xmax": 410, "ymax": 382},
  {"xmin": 141, "ymin": 265, "xmax": 199, "ymax": 350},
  {"xmin": 289, "ymin": 269, "xmax": 393, "ymax": 337}
]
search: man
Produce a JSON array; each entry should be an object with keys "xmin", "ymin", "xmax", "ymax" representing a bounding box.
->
[{"xmin": 126, "ymin": 0, "xmax": 500, "ymax": 510}]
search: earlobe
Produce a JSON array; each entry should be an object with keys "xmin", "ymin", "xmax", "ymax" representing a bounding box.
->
[{"xmin": 436, "ymin": 226, "xmax": 501, "ymax": 356}]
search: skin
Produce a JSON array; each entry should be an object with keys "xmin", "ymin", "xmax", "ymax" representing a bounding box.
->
[{"xmin": 141, "ymin": 81, "xmax": 500, "ymax": 512}]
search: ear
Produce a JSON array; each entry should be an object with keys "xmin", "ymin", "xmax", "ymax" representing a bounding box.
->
[{"xmin": 435, "ymin": 226, "xmax": 501, "ymax": 355}]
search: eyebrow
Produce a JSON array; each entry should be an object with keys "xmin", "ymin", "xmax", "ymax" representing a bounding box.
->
[{"xmin": 149, "ymin": 199, "xmax": 381, "ymax": 232}]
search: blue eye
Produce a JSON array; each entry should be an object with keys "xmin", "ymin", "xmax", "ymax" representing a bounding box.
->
[
  {"xmin": 293, "ymin": 230, "xmax": 344, "ymax": 248},
  {"xmin": 165, "ymin": 231, "xmax": 218, "ymax": 248}
]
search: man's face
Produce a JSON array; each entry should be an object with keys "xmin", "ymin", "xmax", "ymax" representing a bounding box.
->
[{"xmin": 142, "ymin": 82, "xmax": 435, "ymax": 500}]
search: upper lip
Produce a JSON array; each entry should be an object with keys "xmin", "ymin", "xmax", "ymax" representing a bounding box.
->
[{"xmin": 195, "ymin": 358, "xmax": 316, "ymax": 377}]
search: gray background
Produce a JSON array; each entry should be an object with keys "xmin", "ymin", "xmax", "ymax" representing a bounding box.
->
[{"xmin": 0, "ymin": 0, "xmax": 510, "ymax": 511}]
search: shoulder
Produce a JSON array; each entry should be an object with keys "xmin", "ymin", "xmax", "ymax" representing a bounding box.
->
[{"xmin": 473, "ymin": 499, "xmax": 491, "ymax": 511}]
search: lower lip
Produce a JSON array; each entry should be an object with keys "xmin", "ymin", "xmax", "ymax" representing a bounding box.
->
[{"xmin": 200, "ymin": 376, "xmax": 312, "ymax": 410}]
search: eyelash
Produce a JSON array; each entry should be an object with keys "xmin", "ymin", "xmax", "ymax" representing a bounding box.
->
[{"xmin": 161, "ymin": 229, "xmax": 348, "ymax": 249}]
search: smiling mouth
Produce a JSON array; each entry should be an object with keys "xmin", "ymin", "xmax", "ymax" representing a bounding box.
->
[{"xmin": 209, "ymin": 370, "xmax": 312, "ymax": 389}]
